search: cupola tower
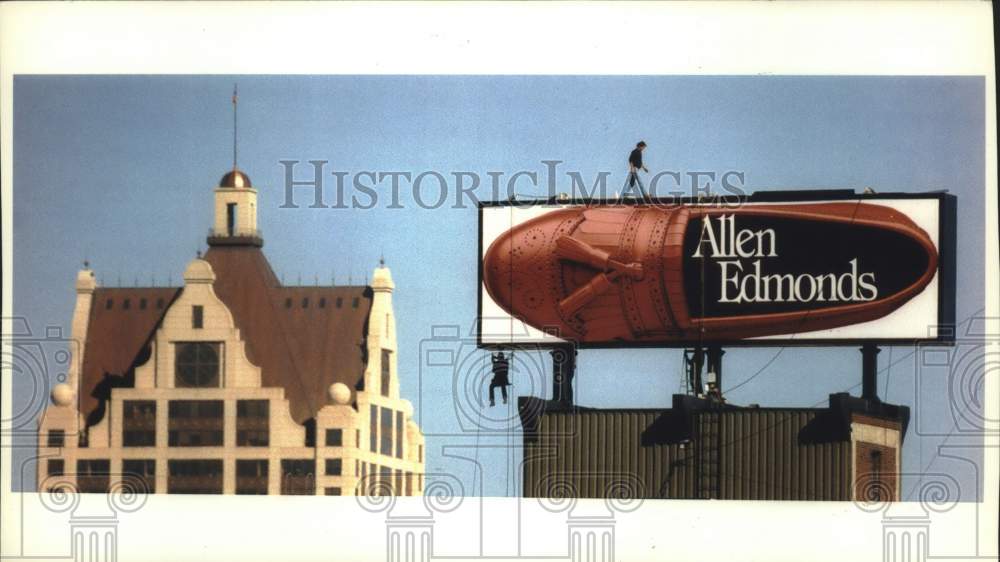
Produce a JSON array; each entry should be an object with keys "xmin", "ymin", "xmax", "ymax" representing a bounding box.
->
[{"xmin": 208, "ymin": 85, "xmax": 261, "ymax": 247}]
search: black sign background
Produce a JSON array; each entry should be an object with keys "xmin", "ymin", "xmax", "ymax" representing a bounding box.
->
[{"xmin": 682, "ymin": 215, "xmax": 931, "ymax": 318}]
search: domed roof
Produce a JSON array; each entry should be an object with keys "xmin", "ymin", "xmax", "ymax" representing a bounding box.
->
[{"xmin": 219, "ymin": 169, "xmax": 252, "ymax": 188}]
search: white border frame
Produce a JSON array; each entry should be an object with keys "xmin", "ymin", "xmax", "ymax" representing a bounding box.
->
[{"xmin": 2, "ymin": 2, "xmax": 996, "ymax": 561}]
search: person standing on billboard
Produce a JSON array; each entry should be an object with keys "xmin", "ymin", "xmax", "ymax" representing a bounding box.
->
[{"xmin": 627, "ymin": 140, "xmax": 648, "ymax": 197}]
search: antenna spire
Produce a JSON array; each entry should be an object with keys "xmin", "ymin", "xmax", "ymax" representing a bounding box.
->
[{"xmin": 231, "ymin": 84, "xmax": 238, "ymax": 171}]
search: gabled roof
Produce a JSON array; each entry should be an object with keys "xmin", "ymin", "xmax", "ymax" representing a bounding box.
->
[
  {"xmin": 80, "ymin": 287, "xmax": 181, "ymax": 426},
  {"xmin": 78, "ymin": 246, "xmax": 373, "ymax": 426},
  {"xmin": 204, "ymin": 245, "xmax": 372, "ymax": 422}
]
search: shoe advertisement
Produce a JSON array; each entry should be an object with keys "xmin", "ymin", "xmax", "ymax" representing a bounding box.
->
[
  {"xmin": 1, "ymin": 3, "xmax": 996, "ymax": 562},
  {"xmin": 480, "ymin": 196, "xmax": 954, "ymax": 345}
]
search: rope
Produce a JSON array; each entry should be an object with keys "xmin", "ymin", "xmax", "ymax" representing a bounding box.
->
[
  {"xmin": 505, "ymin": 203, "xmax": 515, "ymax": 496},
  {"xmin": 884, "ymin": 345, "xmax": 893, "ymax": 400},
  {"xmin": 506, "ymin": 391, "xmax": 513, "ymax": 496},
  {"xmin": 509, "ymin": 201, "xmax": 514, "ymax": 345},
  {"xmin": 472, "ymin": 352, "xmax": 484, "ymax": 495}
]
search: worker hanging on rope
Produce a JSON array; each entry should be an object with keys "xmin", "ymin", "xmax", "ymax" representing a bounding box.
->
[
  {"xmin": 489, "ymin": 351, "xmax": 512, "ymax": 407},
  {"xmin": 626, "ymin": 140, "xmax": 649, "ymax": 198}
]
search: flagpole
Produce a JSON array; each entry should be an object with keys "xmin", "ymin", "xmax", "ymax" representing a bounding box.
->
[{"xmin": 232, "ymin": 84, "xmax": 238, "ymax": 171}]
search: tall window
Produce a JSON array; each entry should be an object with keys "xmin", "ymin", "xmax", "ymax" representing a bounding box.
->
[
  {"xmin": 380, "ymin": 465, "xmax": 392, "ymax": 495},
  {"xmin": 192, "ymin": 305, "xmax": 204, "ymax": 329},
  {"xmin": 122, "ymin": 400, "xmax": 156, "ymax": 447},
  {"xmin": 76, "ymin": 459, "xmax": 110, "ymax": 493},
  {"xmin": 226, "ymin": 203, "xmax": 236, "ymax": 235},
  {"xmin": 869, "ymin": 450, "xmax": 884, "ymax": 501},
  {"xmin": 380, "ymin": 407, "xmax": 393, "ymax": 456},
  {"xmin": 280, "ymin": 459, "xmax": 315, "ymax": 495},
  {"xmin": 370, "ymin": 405, "xmax": 378, "ymax": 453},
  {"xmin": 122, "ymin": 459, "xmax": 156, "ymax": 493},
  {"xmin": 395, "ymin": 411, "xmax": 404, "ymax": 459},
  {"xmin": 175, "ymin": 342, "xmax": 221, "ymax": 388},
  {"xmin": 168, "ymin": 400, "xmax": 224, "ymax": 446},
  {"xmin": 236, "ymin": 460, "xmax": 268, "ymax": 495},
  {"xmin": 380, "ymin": 350, "xmax": 391, "ymax": 397},
  {"xmin": 168, "ymin": 460, "xmax": 223, "ymax": 494},
  {"xmin": 236, "ymin": 400, "xmax": 269, "ymax": 447}
]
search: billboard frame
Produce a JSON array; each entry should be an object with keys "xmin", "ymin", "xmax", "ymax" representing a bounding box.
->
[{"xmin": 476, "ymin": 190, "xmax": 957, "ymax": 350}]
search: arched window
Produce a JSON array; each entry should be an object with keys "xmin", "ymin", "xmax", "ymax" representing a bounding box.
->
[{"xmin": 175, "ymin": 342, "xmax": 221, "ymax": 387}]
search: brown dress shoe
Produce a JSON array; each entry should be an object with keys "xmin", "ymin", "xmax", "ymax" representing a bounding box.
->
[{"xmin": 482, "ymin": 202, "xmax": 938, "ymax": 343}]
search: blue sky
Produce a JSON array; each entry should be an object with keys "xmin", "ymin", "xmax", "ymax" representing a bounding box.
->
[{"xmin": 12, "ymin": 75, "xmax": 986, "ymax": 499}]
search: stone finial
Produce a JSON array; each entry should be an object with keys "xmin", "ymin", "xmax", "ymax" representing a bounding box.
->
[
  {"xmin": 372, "ymin": 262, "xmax": 394, "ymax": 292},
  {"xmin": 328, "ymin": 382, "xmax": 351, "ymax": 405},
  {"xmin": 183, "ymin": 257, "xmax": 216, "ymax": 284},
  {"xmin": 76, "ymin": 265, "xmax": 97, "ymax": 293},
  {"xmin": 51, "ymin": 383, "xmax": 75, "ymax": 406}
]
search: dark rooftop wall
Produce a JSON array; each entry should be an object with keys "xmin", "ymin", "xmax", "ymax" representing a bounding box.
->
[{"xmin": 524, "ymin": 408, "xmax": 852, "ymax": 501}]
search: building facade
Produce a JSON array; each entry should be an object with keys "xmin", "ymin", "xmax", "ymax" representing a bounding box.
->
[
  {"xmin": 37, "ymin": 168, "xmax": 424, "ymax": 495},
  {"xmin": 521, "ymin": 393, "xmax": 907, "ymax": 501}
]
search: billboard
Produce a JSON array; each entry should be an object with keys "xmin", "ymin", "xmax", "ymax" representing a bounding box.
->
[{"xmin": 478, "ymin": 191, "xmax": 956, "ymax": 347}]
